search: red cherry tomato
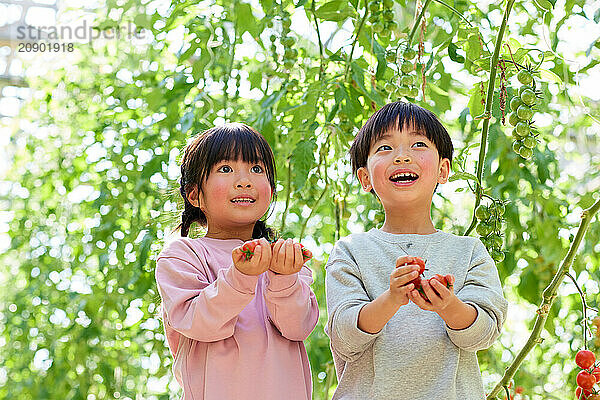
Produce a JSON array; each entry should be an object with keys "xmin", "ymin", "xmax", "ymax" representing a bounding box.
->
[
  {"xmin": 577, "ymin": 370, "xmax": 596, "ymax": 390},
  {"xmin": 576, "ymin": 350, "xmax": 596, "ymax": 369},
  {"xmin": 575, "ymin": 386, "xmax": 593, "ymax": 399}
]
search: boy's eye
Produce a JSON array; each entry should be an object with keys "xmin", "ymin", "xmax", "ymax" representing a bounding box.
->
[
  {"xmin": 376, "ymin": 144, "xmax": 392, "ymax": 152},
  {"xmin": 413, "ymin": 141, "xmax": 428, "ymax": 148},
  {"xmin": 251, "ymin": 165, "xmax": 264, "ymax": 173},
  {"xmin": 217, "ymin": 165, "xmax": 232, "ymax": 173}
]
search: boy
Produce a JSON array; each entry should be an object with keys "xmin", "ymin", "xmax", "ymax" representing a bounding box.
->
[{"xmin": 325, "ymin": 101, "xmax": 508, "ymax": 399}]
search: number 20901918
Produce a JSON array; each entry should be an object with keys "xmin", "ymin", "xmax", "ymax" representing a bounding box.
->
[{"xmin": 18, "ymin": 42, "xmax": 74, "ymax": 52}]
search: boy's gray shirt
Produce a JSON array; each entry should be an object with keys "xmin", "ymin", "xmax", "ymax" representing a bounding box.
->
[{"xmin": 325, "ymin": 228, "xmax": 508, "ymax": 400}]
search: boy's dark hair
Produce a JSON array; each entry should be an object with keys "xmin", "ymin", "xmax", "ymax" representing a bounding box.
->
[
  {"xmin": 349, "ymin": 101, "xmax": 453, "ymax": 177},
  {"xmin": 177, "ymin": 123, "xmax": 276, "ymax": 240}
]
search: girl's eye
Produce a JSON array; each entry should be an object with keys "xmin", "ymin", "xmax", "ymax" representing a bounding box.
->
[
  {"xmin": 251, "ymin": 165, "xmax": 264, "ymax": 173},
  {"xmin": 217, "ymin": 165, "xmax": 232, "ymax": 173},
  {"xmin": 376, "ymin": 144, "xmax": 392, "ymax": 152}
]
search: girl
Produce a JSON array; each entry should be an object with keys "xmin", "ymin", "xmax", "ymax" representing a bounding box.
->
[{"xmin": 155, "ymin": 123, "xmax": 319, "ymax": 400}]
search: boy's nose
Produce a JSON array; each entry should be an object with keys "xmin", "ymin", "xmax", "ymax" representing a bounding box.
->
[{"xmin": 394, "ymin": 154, "xmax": 412, "ymax": 163}]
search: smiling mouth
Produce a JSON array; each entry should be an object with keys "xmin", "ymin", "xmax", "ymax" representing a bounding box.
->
[
  {"xmin": 390, "ymin": 172, "xmax": 419, "ymax": 183},
  {"xmin": 231, "ymin": 197, "xmax": 256, "ymax": 204}
]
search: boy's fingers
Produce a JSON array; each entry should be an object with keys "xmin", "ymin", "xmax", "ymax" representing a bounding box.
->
[
  {"xmin": 391, "ymin": 272, "xmax": 418, "ymax": 288},
  {"xmin": 410, "ymin": 291, "xmax": 433, "ymax": 309},
  {"xmin": 395, "ymin": 256, "xmax": 415, "ymax": 267},
  {"xmin": 393, "ymin": 265, "xmax": 420, "ymax": 277}
]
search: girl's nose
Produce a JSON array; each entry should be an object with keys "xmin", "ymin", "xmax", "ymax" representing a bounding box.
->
[{"xmin": 236, "ymin": 175, "xmax": 252, "ymax": 188}]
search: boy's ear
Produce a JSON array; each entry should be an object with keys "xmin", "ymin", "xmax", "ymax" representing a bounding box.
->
[
  {"xmin": 437, "ymin": 158, "xmax": 451, "ymax": 184},
  {"xmin": 357, "ymin": 167, "xmax": 373, "ymax": 192}
]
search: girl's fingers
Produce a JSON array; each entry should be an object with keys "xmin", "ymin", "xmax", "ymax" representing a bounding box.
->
[
  {"xmin": 284, "ymin": 239, "xmax": 294, "ymax": 271},
  {"xmin": 272, "ymin": 238, "xmax": 284, "ymax": 255},
  {"xmin": 232, "ymin": 247, "xmax": 245, "ymax": 262},
  {"xmin": 293, "ymin": 242, "xmax": 303, "ymax": 269}
]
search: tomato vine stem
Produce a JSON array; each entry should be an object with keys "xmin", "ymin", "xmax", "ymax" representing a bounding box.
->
[
  {"xmin": 463, "ymin": 0, "xmax": 516, "ymax": 237},
  {"xmin": 310, "ymin": 0, "xmax": 325, "ymax": 79},
  {"xmin": 344, "ymin": 0, "xmax": 369, "ymax": 81},
  {"xmin": 280, "ymin": 158, "xmax": 292, "ymax": 232},
  {"xmin": 407, "ymin": 0, "xmax": 433, "ymax": 47},
  {"xmin": 486, "ymin": 197, "xmax": 600, "ymax": 399},
  {"xmin": 565, "ymin": 272, "xmax": 589, "ymax": 350}
]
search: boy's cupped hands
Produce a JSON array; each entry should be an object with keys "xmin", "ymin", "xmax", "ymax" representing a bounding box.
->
[
  {"xmin": 391, "ymin": 255, "xmax": 457, "ymax": 313},
  {"xmin": 409, "ymin": 273, "xmax": 457, "ymax": 313},
  {"xmin": 388, "ymin": 256, "xmax": 425, "ymax": 306}
]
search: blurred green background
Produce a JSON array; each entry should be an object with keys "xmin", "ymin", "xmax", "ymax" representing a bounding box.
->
[{"xmin": 0, "ymin": 0, "xmax": 599, "ymax": 399}]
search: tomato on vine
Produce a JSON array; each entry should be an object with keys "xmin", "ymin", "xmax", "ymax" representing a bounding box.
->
[
  {"xmin": 576, "ymin": 371, "xmax": 596, "ymax": 390},
  {"xmin": 576, "ymin": 350, "xmax": 596, "ymax": 369},
  {"xmin": 517, "ymin": 69, "xmax": 533, "ymax": 85},
  {"xmin": 403, "ymin": 48, "xmax": 416, "ymax": 60}
]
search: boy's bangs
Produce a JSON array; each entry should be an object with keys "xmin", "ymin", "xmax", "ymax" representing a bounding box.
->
[{"xmin": 367, "ymin": 104, "xmax": 438, "ymax": 150}]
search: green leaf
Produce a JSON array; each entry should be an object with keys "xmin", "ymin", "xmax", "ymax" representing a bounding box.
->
[
  {"xmin": 533, "ymin": 0, "xmax": 553, "ymax": 10},
  {"xmin": 539, "ymin": 69, "xmax": 562, "ymax": 85},
  {"xmin": 448, "ymin": 171, "xmax": 479, "ymax": 183},
  {"xmin": 314, "ymin": 0, "xmax": 354, "ymax": 21},
  {"xmin": 467, "ymin": 82, "xmax": 485, "ymax": 120},
  {"xmin": 291, "ymin": 138, "xmax": 317, "ymax": 191},
  {"xmin": 448, "ymin": 43, "xmax": 466, "ymax": 63},
  {"xmin": 235, "ymin": 2, "xmax": 260, "ymax": 37},
  {"xmin": 370, "ymin": 37, "xmax": 387, "ymax": 79}
]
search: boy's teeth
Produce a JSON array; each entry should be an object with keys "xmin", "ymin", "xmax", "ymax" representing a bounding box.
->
[
  {"xmin": 390, "ymin": 172, "xmax": 418, "ymax": 182},
  {"xmin": 232, "ymin": 198, "xmax": 255, "ymax": 203}
]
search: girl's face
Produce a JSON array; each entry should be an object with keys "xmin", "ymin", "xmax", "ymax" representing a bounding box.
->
[
  {"xmin": 357, "ymin": 126, "xmax": 450, "ymax": 209},
  {"xmin": 190, "ymin": 158, "xmax": 273, "ymax": 236}
]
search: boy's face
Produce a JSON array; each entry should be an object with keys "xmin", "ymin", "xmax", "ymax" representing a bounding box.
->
[{"xmin": 356, "ymin": 125, "xmax": 450, "ymax": 208}]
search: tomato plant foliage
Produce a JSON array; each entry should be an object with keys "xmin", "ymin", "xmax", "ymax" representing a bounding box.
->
[{"xmin": 1, "ymin": 0, "xmax": 599, "ymax": 399}]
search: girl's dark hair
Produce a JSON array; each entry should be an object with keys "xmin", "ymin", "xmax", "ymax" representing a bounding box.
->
[
  {"xmin": 177, "ymin": 123, "xmax": 276, "ymax": 240},
  {"xmin": 349, "ymin": 101, "xmax": 454, "ymax": 176}
]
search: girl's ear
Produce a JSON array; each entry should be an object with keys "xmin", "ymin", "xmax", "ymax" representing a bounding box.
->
[
  {"xmin": 357, "ymin": 167, "xmax": 373, "ymax": 192},
  {"xmin": 187, "ymin": 185, "xmax": 205, "ymax": 210},
  {"xmin": 437, "ymin": 158, "xmax": 451, "ymax": 184}
]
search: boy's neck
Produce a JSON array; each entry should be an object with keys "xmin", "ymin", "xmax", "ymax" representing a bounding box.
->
[{"xmin": 380, "ymin": 207, "xmax": 437, "ymax": 235}]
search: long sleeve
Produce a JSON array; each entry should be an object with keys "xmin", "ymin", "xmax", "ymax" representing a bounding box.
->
[
  {"xmin": 263, "ymin": 266, "xmax": 319, "ymax": 341},
  {"xmin": 326, "ymin": 255, "xmax": 382, "ymax": 363},
  {"xmin": 156, "ymin": 241, "xmax": 259, "ymax": 342},
  {"xmin": 445, "ymin": 239, "xmax": 508, "ymax": 352}
]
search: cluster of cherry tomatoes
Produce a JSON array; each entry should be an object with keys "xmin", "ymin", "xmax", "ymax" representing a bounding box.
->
[
  {"xmin": 368, "ymin": 0, "xmax": 397, "ymax": 38},
  {"xmin": 270, "ymin": 11, "xmax": 298, "ymax": 70},
  {"xmin": 385, "ymin": 46, "xmax": 419, "ymax": 99},
  {"xmin": 574, "ymin": 350, "xmax": 600, "ymax": 399},
  {"xmin": 475, "ymin": 200, "xmax": 506, "ymax": 263},
  {"xmin": 508, "ymin": 68, "xmax": 541, "ymax": 159}
]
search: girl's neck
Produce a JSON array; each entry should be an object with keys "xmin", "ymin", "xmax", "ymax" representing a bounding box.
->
[{"xmin": 204, "ymin": 225, "xmax": 254, "ymax": 241}]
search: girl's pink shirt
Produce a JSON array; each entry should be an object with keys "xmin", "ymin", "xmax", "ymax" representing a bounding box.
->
[{"xmin": 155, "ymin": 236, "xmax": 319, "ymax": 400}]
